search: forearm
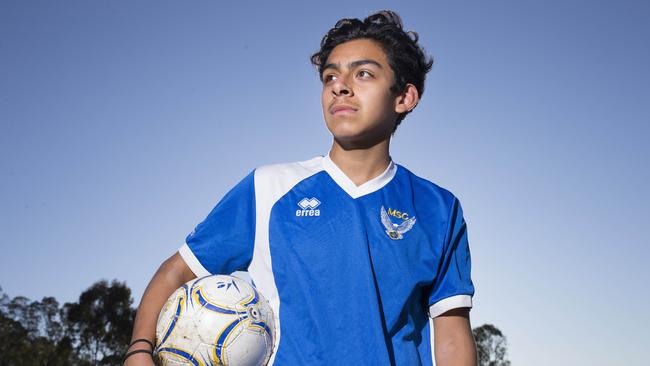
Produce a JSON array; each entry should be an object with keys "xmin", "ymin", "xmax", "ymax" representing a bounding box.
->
[
  {"xmin": 433, "ymin": 308, "xmax": 477, "ymax": 366},
  {"xmin": 125, "ymin": 253, "xmax": 196, "ymax": 365},
  {"xmin": 434, "ymin": 332, "xmax": 477, "ymax": 366}
]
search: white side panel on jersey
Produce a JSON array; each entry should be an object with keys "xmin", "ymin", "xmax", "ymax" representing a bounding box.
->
[{"xmin": 248, "ymin": 156, "xmax": 324, "ymax": 365}]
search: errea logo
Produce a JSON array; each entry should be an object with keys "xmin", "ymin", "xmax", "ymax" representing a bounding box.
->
[{"xmin": 296, "ymin": 197, "xmax": 320, "ymax": 217}]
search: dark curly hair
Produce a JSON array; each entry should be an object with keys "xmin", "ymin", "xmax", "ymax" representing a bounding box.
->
[{"xmin": 311, "ymin": 10, "xmax": 433, "ymax": 129}]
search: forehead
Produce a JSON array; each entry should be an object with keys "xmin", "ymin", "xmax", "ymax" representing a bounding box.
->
[{"xmin": 325, "ymin": 38, "xmax": 389, "ymax": 67}]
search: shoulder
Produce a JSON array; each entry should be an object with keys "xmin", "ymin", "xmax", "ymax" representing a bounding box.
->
[
  {"xmin": 397, "ymin": 164, "xmax": 459, "ymax": 207},
  {"xmin": 396, "ymin": 165, "xmax": 467, "ymax": 232},
  {"xmin": 252, "ymin": 156, "xmax": 325, "ymax": 200},
  {"xmin": 254, "ymin": 156, "xmax": 324, "ymax": 183},
  {"xmin": 255, "ymin": 156, "xmax": 323, "ymax": 178}
]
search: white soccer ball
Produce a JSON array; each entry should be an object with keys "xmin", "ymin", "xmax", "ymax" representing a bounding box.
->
[{"xmin": 154, "ymin": 274, "xmax": 275, "ymax": 366}]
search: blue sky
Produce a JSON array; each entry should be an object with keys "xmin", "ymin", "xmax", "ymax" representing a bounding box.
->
[{"xmin": 1, "ymin": 1, "xmax": 648, "ymax": 364}]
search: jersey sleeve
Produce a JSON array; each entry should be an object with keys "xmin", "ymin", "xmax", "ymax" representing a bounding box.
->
[
  {"xmin": 178, "ymin": 170, "xmax": 256, "ymax": 277},
  {"xmin": 428, "ymin": 196, "xmax": 475, "ymax": 318}
]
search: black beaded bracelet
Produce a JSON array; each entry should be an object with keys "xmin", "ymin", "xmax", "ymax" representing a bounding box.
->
[
  {"xmin": 128, "ymin": 338, "xmax": 155, "ymax": 350},
  {"xmin": 122, "ymin": 349, "xmax": 153, "ymax": 364}
]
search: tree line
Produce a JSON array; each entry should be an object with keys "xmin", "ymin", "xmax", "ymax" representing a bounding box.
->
[
  {"xmin": 0, "ymin": 281, "xmax": 510, "ymax": 365},
  {"xmin": 0, "ymin": 281, "xmax": 134, "ymax": 365}
]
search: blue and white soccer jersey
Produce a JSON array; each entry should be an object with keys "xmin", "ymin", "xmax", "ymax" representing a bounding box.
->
[{"xmin": 178, "ymin": 154, "xmax": 474, "ymax": 365}]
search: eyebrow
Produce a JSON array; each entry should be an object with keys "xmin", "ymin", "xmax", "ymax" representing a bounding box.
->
[{"xmin": 322, "ymin": 59, "xmax": 383, "ymax": 73}]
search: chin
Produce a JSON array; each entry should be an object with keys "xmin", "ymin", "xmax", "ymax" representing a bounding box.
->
[
  {"xmin": 326, "ymin": 121, "xmax": 362, "ymax": 140},
  {"xmin": 331, "ymin": 129, "xmax": 390, "ymax": 149},
  {"xmin": 325, "ymin": 117, "xmax": 392, "ymax": 146}
]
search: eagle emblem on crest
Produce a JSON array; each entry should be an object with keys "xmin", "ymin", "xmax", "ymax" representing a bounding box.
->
[{"xmin": 380, "ymin": 206, "xmax": 416, "ymax": 240}]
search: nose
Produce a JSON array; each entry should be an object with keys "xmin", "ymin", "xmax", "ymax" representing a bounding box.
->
[{"xmin": 332, "ymin": 76, "xmax": 353, "ymax": 97}]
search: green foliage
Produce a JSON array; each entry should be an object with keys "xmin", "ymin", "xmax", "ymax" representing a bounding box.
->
[
  {"xmin": 0, "ymin": 312, "xmax": 32, "ymax": 365},
  {"xmin": 473, "ymin": 323, "xmax": 511, "ymax": 366},
  {"xmin": 0, "ymin": 281, "xmax": 135, "ymax": 366},
  {"xmin": 63, "ymin": 280, "xmax": 136, "ymax": 365},
  {"xmin": 0, "ymin": 288, "xmax": 77, "ymax": 365}
]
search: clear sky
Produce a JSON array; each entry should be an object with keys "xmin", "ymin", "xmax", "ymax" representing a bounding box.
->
[{"xmin": 1, "ymin": 0, "xmax": 648, "ymax": 365}]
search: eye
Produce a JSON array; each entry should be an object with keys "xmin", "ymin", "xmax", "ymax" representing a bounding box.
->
[
  {"xmin": 357, "ymin": 70, "xmax": 373, "ymax": 78},
  {"xmin": 323, "ymin": 74, "xmax": 337, "ymax": 83}
]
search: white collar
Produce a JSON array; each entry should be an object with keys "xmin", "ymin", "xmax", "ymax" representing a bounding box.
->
[{"xmin": 321, "ymin": 153, "xmax": 397, "ymax": 199}]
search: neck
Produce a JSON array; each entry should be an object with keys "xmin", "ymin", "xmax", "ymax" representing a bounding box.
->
[{"xmin": 329, "ymin": 138, "xmax": 391, "ymax": 186}]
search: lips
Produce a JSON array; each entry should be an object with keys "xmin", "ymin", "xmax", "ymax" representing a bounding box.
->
[{"xmin": 330, "ymin": 104, "xmax": 358, "ymax": 115}]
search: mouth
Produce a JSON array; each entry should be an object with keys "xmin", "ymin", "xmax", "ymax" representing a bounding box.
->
[{"xmin": 330, "ymin": 104, "xmax": 358, "ymax": 115}]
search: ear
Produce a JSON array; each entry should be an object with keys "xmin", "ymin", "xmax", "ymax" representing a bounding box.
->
[{"xmin": 394, "ymin": 83, "xmax": 420, "ymax": 114}]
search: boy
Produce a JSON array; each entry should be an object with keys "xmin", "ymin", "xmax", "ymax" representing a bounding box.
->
[{"xmin": 124, "ymin": 10, "xmax": 476, "ymax": 366}]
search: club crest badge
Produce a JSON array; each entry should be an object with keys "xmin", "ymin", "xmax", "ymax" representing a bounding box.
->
[{"xmin": 380, "ymin": 206, "xmax": 416, "ymax": 240}]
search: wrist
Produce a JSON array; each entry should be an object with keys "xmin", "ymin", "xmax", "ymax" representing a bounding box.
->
[
  {"xmin": 128, "ymin": 338, "xmax": 155, "ymax": 351},
  {"xmin": 126, "ymin": 343, "xmax": 154, "ymax": 352},
  {"xmin": 123, "ymin": 351, "xmax": 154, "ymax": 365},
  {"xmin": 123, "ymin": 338, "xmax": 155, "ymax": 365}
]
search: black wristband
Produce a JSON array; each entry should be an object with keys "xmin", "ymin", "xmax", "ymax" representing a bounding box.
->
[
  {"xmin": 128, "ymin": 338, "xmax": 155, "ymax": 350},
  {"xmin": 122, "ymin": 349, "xmax": 153, "ymax": 364}
]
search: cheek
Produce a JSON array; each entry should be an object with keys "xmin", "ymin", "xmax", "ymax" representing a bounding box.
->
[
  {"xmin": 366, "ymin": 90, "xmax": 395, "ymax": 114},
  {"xmin": 321, "ymin": 89, "xmax": 330, "ymax": 110}
]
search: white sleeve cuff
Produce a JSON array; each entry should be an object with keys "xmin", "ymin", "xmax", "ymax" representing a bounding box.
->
[
  {"xmin": 428, "ymin": 294, "xmax": 473, "ymax": 318},
  {"xmin": 178, "ymin": 243, "xmax": 211, "ymax": 277}
]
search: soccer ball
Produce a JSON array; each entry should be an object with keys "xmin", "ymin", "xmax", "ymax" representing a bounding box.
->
[{"xmin": 154, "ymin": 274, "xmax": 275, "ymax": 366}]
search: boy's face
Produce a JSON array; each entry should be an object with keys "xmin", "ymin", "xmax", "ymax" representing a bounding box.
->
[{"xmin": 320, "ymin": 38, "xmax": 400, "ymax": 147}]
